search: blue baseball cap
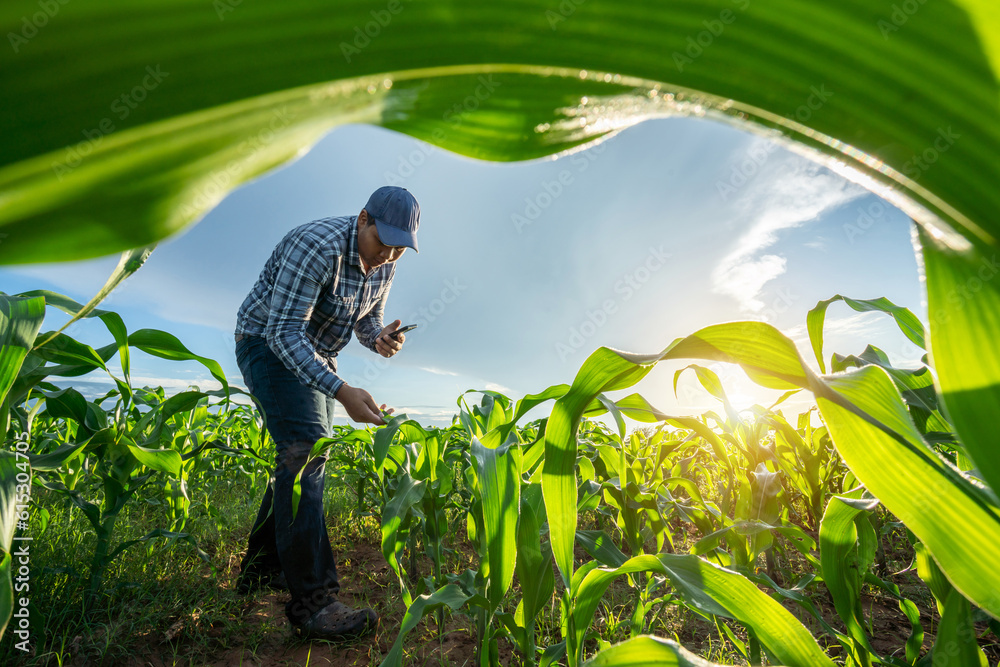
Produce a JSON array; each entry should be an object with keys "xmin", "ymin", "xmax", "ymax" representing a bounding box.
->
[{"xmin": 364, "ymin": 186, "xmax": 420, "ymax": 253}]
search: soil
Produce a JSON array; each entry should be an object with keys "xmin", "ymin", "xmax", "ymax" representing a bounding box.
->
[
  {"xmin": 67, "ymin": 531, "xmax": 997, "ymax": 667},
  {"xmin": 118, "ymin": 541, "xmax": 483, "ymax": 667}
]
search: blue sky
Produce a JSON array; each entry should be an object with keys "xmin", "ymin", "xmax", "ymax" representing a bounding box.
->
[{"xmin": 1, "ymin": 116, "xmax": 925, "ymax": 427}]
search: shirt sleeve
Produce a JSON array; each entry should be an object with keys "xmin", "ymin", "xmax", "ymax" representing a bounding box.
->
[
  {"xmin": 263, "ymin": 231, "xmax": 346, "ymax": 399},
  {"xmin": 354, "ymin": 273, "xmax": 392, "ymax": 352}
]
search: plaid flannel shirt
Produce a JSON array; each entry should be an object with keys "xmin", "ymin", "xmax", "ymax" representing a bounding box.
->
[{"xmin": 235, "ymin": 215, "xmax": 394, "ymax": 399}]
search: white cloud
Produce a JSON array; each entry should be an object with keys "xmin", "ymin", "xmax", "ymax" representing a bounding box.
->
[
  {"xmin": 485, "ymin": 382, "xmax": 513, "ymax": 394},
  {"xmin": 784, "ymin": 311, "xmax": 886, "ymax": 348},
  {"xmin": 711, "ymin": 151, "xmax": 866, "ymax": 313},
  {"xmin": 419, "ymin": 366, "xmax": 461, "ymax": 376},
  {"xmin": 54, "ymin": 373, "xmax": 227, "ymax": 392},
  {"xmin": 394, "ymin": 407, "xmax": 455, "ymax": 417}
]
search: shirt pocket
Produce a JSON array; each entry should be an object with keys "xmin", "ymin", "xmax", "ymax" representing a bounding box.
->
[
  {"xmin": 316, "ymin": 292, "xmax": 356, "ymax": 325},
  {"xmin": 356, "ymin": 284, "xmax": 381, "ymax": 319}
]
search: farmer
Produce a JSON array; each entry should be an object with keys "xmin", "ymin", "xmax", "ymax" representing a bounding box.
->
[{"xmin": 232, "ymin": 185, "xmax": 419, "ymax": 640}]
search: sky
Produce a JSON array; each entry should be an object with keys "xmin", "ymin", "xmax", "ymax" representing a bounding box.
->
[{"xmin": 0, "ymin": 115, "xmax": 926, "ymax": 428}]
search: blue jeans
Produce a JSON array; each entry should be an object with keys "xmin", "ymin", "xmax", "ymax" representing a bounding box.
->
[{"xmin": 235, "ymin": 334, "xmax": 340, "ymax": 625}]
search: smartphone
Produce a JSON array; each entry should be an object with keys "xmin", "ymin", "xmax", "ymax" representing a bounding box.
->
[{"xmin": 388, "ymin": 324, "xmax": 418, "ymax": 340}]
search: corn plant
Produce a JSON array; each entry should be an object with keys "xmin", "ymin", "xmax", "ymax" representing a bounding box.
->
[{"xmin": 1, "ymin": 291, "xmax": 264, "ymax": 609}]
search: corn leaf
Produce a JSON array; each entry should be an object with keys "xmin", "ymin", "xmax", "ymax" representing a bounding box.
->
[
  {"xmin": 932, "ymin": 588, "xmax": 989, "ymax": 667},
  {"xmin": 807, "ymin": 296, "xmax": 926, "ymax": 374},
  {"xmin": 378, "ymin": 583, "xmax": 476, "ymax": 667},
  {"xmin": 545, "ymin": 322, "xmax": 1000, "ymax": 621},
  {"xmin": 918, "ymin": 227, "xmax": 1000, "ymax": 497},
  {"xmin": 516, "ymin": 483, "xmax": 555, "ymax": 629},
  {"xmin": 0, "ymin": 295, "xmax": 45, "ymax": 406},
  {"xmin": 819, "ymin": 492, "xmax": 881, "ymax": 658},
  {"xmin": 582, "ymin": 635, "xmax": 725, "ymax": 667},
  {"xmin": 572, "ymin": 554, "xmax": 836, "ymax": 667},
  {"xmin": 127, "ymin": 329, "xmax": 229, "ymax": 398},
  {"xmin": 471, "ymin": 436, "xmax": 520, "ymax": 612},
  {"xmin": 2, "ymin": 0, "xmax": 1000, "ymax": 271}
]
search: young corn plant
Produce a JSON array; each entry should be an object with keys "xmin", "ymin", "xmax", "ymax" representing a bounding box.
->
[{"xmin": 3, "ymin": 291, "xmax": 255, "ymax": 608}]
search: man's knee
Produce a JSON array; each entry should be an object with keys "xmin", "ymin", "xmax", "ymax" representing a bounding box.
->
[{"xmin": 274, "ymin": 442, "xmax": 327, "ymax": 479}]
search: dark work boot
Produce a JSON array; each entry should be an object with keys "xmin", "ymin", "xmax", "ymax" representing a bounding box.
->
[{"xmin": 294, "ymin": 599, "xmax": 378, "ymax": 640}]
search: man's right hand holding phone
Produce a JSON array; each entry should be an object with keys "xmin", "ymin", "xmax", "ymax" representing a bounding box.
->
[{"xmin": 375, "ymin": 320, "xmax": 417, "ymax": 358}]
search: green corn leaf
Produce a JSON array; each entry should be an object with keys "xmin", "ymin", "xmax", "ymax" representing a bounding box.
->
[
  {"xmin": 915, "ymin": 542, "xmax": 952, "ymax": 618},
  {"xmin": 30, "ymin": 332, "xmax": 107, "ymax": 371},
  {"xmin": 932, "ymin": 588, "xmax": 989, "ymax": 667},
  {"xmin": 817, "ymin": 367, "xmax": 1000, "ymax": 620},
  {"xmin": 541, "ymin": 321, "xmax": 1000, "ymax": 622},
  {"xmin": 582, "ymin": 635, "xmax": 726, "ymax": 667},
  {"xmin": 38, "ymin": 387, "xmax": 89, "ymax": 424},
  {"xmin": 918, "ymin": 227, "xmax": 1000, "ymax": 498},
  {"xmin": 515, "ymin": 483, "xmax": 555, "ymax": 651},
  {"xmin": 2, "ymin": 0, "xmax": 1000, "ymax": 272},
  {"xmin": 543, "ymin": 347, "xmax": 660, "ymax": 587},
  {"xmin": 372, "ymin": 415, "xmax": 425, "ymax": 473},
  {"xmin": 126, "ymin": 329, "xmax": 229, "ymax": 399},
  {"xmin": 123, "ymin": 442, "xmax": 182, "ymax": 477},
  {"xmin": 471, "ymin": 436, "xmax": 520, "ymax": 612},
  {"xmin": 16, "ymin": 290, "xmax": 131, "ymax": 381},
  {"xmin": 378, "ymin": 584, "xmax": 475, "ymax": 667},
  {"xmin": 0, "ymin": 295, "xmax": 45, "ymax": 408},
  {"xmin": 576, "ymin": 530, "xmax": 629, "ymax": 568},
  {"xmin": 4, "ymin": 11, "xmax": 1000, "ymax": 605},
  {"xmin": 612, "ymin": 393, "xmax": 731, "ymax": 469},
  {"xmin": 832, "ymin": 346, "xmax": 953, "ymax": 443},
  {"xmin": 379, "ymin": 471, "xmax": 425, "ymax": 607},
  {"xmin": 807, "ymin": 296, "xmax": 926, "ymax": 374},
  {"xmin": 572, "ymin": 553, "xmax": 835, "ymax": 667},
  {"xmin": 27, "ymin": 437, "xmax": 92, "ymax": 472},
  {"xmin": 673, "ymin": 364, "xmax": 741, "ymax": 425},
  {"xmin": 819, "ymin": 492, "xmax": 881, "ymax": 659},
  {"xmin": 0, "ymin": 552, "xmax": 11, "ymax": 644},
  {"xmin": 18, "ymin": 250, "xmax": 149, "ymax": 362}
]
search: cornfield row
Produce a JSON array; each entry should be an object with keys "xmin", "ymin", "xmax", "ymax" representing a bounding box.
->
[{"xmin": 0, "ymin": 288, "xmax": 997, "ymax": 665}]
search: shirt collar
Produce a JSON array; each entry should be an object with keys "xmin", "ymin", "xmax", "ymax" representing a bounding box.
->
[{"xmin": 347, "ymin": 214, "xmax": 363, "ymax": 272}]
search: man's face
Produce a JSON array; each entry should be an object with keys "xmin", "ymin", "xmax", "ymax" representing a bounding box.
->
[{"xmin": 358, "ymin": 209, "xmax": 406, "ymax": 270}]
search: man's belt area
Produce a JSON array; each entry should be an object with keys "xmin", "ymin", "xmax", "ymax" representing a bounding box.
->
[{"xmin": 235, "ymin": 333, "xmax": 257, "ymax": 342}]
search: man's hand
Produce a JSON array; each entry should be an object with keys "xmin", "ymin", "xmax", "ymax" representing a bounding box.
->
[
  {"xmin": 335, "ymin": 384, "xmax": 394, "ymax": 426},
  {"xmin": 375, "ymin": 319, "xmax": 405, "ymax": 358}
]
